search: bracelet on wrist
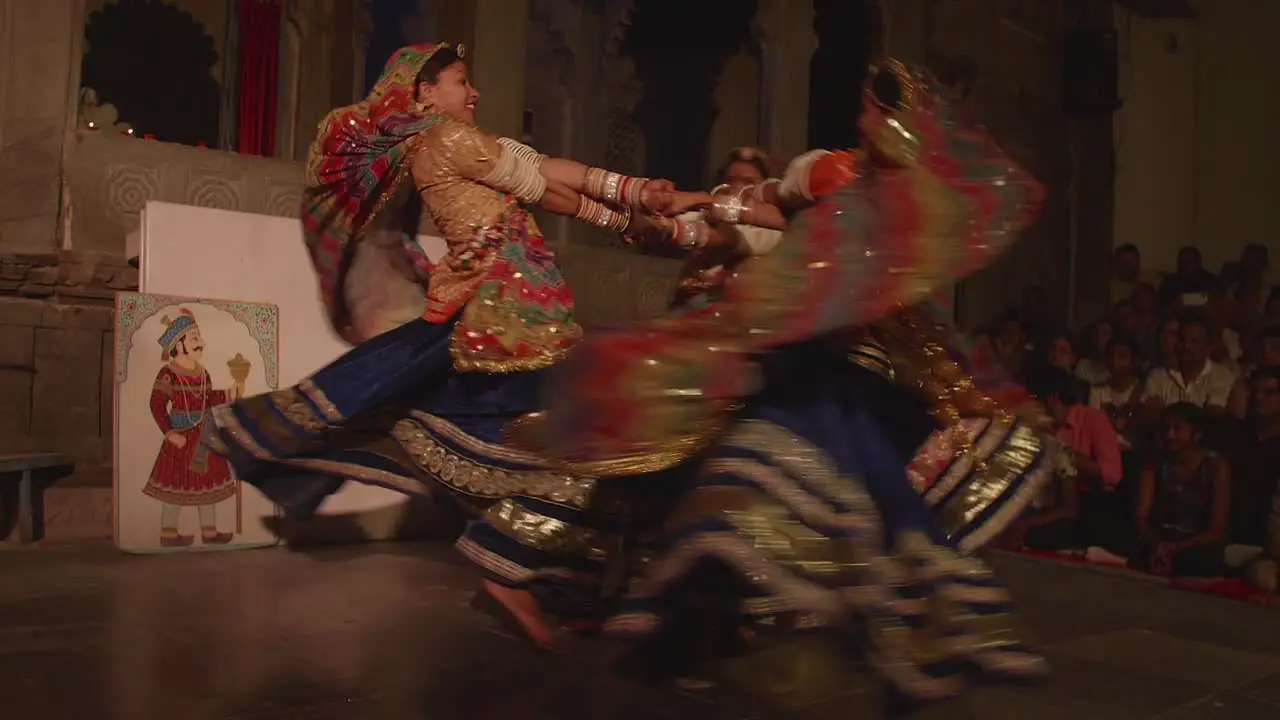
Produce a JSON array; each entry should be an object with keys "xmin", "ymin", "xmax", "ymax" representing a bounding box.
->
[
  {"xmin": 710, "ymin": 187, "xmax": 747, "ymax": 224},
  {"xmin": 585, "ymin": 167, "xmax": 649, "ymax": 206}
]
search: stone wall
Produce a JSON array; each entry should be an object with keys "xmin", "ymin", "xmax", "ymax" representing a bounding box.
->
[{"xmin": 884, "ymin": 0, "xmax": 1116, "ymax": 328}]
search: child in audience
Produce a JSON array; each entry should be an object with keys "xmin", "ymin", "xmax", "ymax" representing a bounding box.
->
[
  {"xmin": 1133, "ymin": 403, "xmax": 1231, "ymax": 578},
  {"xmin": 1089, "ymin": 336, "xmax": 1144, "ymax": 450}
]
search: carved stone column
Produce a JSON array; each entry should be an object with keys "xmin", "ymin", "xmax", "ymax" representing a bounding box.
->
[
  {"xmin": 0, "ymin": 0, "xmax": 86, "ymax": 252},
  {"xmin": 469, "ymin": 0, "xmax": 529, "ymax": 140},
  {"xmin": 754, "ymin": 0, "xmax": 817, "ymax": 162}
]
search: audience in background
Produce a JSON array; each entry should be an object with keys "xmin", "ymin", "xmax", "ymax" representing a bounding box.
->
[
  {"xmin": 1132, "ymin": 403, "xmax": 1231, "ymax": 578},
  {"xmin": 1075, "ymin": 317, "xmax": 1115, "ymax": 386},
  {"xmin": 1223, "ymin": 367, "xmax": 1280, "ymax": 556},
  {"xmin": 1142, "ymin": 312, "xmax": 1235, "ymax": 420},
  {"xmin": 1228, "ymin": 326, "xmax": 1280, "ymax": 419},
  {"xmin": 984, "ymin": 247, "xmax": 1280, "ymax": 597},
  {"xmin": 994, "ymin": 311, "xmax": 1030, "ymax": 383},
  {"xmin": 1001, "ymin": 368, "xmax": 1122, "ymax": 555},
  {"xmin": 1089, "ymin": 336, "xmax": 1143, "ymax": 450},
  {"xmin": 1111, "ymin": 243, "xmax": 1152, "ymax": 304},
  {"xmin": 1156, "ymin": 315, "xmax": 1182, "ymax": 371},
  {"xmin": 1222, "ymin": 243, "xmax": 1271, "ymax": 309},
  {"xmin": 1159, "ymin": 246, "xmax": 1222, "ymax": 309}
]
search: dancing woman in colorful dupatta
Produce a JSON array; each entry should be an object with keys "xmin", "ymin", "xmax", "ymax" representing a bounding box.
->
[
  {"xmin": 646, "ymin": 137, "xmax": 1047, "ymax": 554},
  {"xmin": 207, "ymin": 43, "xmax": 676, "ymax": 649},
  {"xmin": 514, "ymin": 61, "xmax": 1054, "ymax": 703}
]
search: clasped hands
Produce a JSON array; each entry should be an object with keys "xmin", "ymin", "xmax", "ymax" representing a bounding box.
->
[{"xmin": 635, "ymin": 179, "xmax": 713, "ymax": 218}]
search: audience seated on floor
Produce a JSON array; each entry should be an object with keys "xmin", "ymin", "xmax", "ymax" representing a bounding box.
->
[{"xmin": 1132, "ymin": 403, "xmax": 1231, "ymax": 579}]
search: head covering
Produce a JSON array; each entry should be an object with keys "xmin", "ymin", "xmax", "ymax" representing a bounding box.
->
[
  {"xmin": 158, "ymin": 310, "xmax": 199, "ymax": 361},
  {"xmin": 718, "ymin": 146, "xmax": 774, "ymax": 181},
  {"xmin": 511, "ymin": 60, "xmax": 1044, "ymax": 476},
  {"xmin": 301, "ymin": 42, "xmax": 461, "ymax": 337}
]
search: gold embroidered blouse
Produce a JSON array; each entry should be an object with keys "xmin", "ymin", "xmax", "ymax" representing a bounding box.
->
[{"xmin": 411, "ymin": 114, "xmax": 527, "ymax": 320}]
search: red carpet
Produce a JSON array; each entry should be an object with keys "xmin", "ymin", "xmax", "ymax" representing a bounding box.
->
[{"xmin": 1007, "ymin": 549, "xmax": 1280, "ymax": 608}]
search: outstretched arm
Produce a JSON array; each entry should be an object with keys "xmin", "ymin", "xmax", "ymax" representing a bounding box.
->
[{"xmin": 495, "ymin": 138, "xmax": 672, "ymax": 214}]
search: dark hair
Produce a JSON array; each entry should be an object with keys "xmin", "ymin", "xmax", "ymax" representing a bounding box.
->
[
  {"xmin": 1243, "ymin": 243, "xmax": 1269, "ymax": 264},
  {"xmin": 415, "ymin": 47, "xmax": 462, "ymax": 86},
  {"xmin": 1260, "ymin": 325, "xmax": 1280, "ymax": 343},
  {"xmin": 1161, "ymin": 401, "xmax": 1206, "ymax": 435},
  {"xmin": 1268, "ymin": 286, "xmax": 1280, "ymax": 304},
  {"xmin": 1106, "ymin": 334, "xmax": 1138, "ymax": 358},
  {"xmin": 1179, "ymin": 309, "xmax": 1211, "ymax": 335},
  {"xmin": 715, "ymin": 148, "xmax": 771, "ymax": 184},
  {"xmin": 1115, "ymin": 243, "xmax": 1139, "ymax": 257},
  {"xmin": 1028, "ymin": 366, "xmax": 1084, "ymax": 407}
]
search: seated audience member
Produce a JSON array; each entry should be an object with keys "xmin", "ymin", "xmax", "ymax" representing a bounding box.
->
[
  {"xmin": 1133, "ymin": 403, "xmax": 1231, "ymax": 578},
  {"xmin": 1155, "ymin": 314, "xmax": 1181, "ymax": 371},
  {"xmin": 1158, "ymin": 245, "xmax": 1221, "ymax": 310},
  {"xmin": 1089, "ymin": 336, "xmax": 1144, "ymax": 449},
  {"xmin": 1223, "ymin": 243, "xmax": 1271, "ymax": 314},
  {"xmin": 1243, "ymin": 479, "xmax": 1279, "ymax": 594},
  {"xmin": 1227, "ymin": 326, "xmax": 1280, "ymax": 419},
  {"xmin": 1001, "ymin": 368, "xmax": 1122, "ymax": 553},
  {"xmin": 1075, "ymin": 317, "xmax": 1114, "ymax": 386},
  {"xmin": 993, "ymin": 310, "xmax": 1030, "ymax": 382},
  {"xmin": 1224, "ymin": 367, "xmax": 1280, "ymax": 556},
  {"xmin": 1142, "ymin": 312, "xmax": 1235, "ymax": 421},
  {"xmin": 1110, "ymin": 243, "xmax": 1149, "ymax": 304},
  {"xmin": 1205, "ymin": 289, "xmax": 1243, "ymax": 373}
]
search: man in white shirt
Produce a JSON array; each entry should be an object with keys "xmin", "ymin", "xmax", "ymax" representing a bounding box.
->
[{"xmin": 1142, "ymin": 313, "xmax": 1235, "ymax": 418}]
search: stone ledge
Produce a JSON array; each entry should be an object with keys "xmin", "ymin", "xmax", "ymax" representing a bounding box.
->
[{"xmin": 0, "ymin": 252, "xmax": 136, "ymax": 307}]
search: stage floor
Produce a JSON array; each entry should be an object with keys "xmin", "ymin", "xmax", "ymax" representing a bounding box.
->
[{"xmin": 3, "ymin": 542, "xmax": 1279, "ymax": 719}]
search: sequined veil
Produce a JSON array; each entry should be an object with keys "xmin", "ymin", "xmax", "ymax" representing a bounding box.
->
[
  {"xmin": 205, "ymin": 43, "xmax": 627, "ymax": 599},
  {"xmin": 513, "ymin": 61, "xmax": 1055, "ymax": 703}
]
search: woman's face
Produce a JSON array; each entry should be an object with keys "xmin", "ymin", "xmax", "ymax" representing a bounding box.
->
[
  {"xmin": 722, "ymin": 160, "xmax": 765, "ymax": 189},
  {"xmin": 1161, "ymin": 415, "xmax": 1197, "ymax": 455},
  {"xmin": 419, "ymin": 61, "xmax": 478, "ymax": 124}
]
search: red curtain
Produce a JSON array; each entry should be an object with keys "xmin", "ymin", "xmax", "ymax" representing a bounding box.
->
[{"xmin": 236, "ymin": 0, "xmax": 282, "ymax": 156}]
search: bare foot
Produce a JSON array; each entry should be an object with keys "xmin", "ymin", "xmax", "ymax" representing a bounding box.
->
[{"xmin": 483, "ymin": 580, "xmax": 557, "ymax": 651}]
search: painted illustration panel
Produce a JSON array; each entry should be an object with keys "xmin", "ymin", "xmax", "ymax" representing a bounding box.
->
[{"xmin": 113, "ymin": 292, "xmax": 281, "ymax": 553}]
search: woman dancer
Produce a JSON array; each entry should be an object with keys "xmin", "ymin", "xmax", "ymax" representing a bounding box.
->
[
  {"xmin": 208, "ymin": 43, "xmax": 675, "ymax": 649},
  {"xmin": 516, "ymin": 60, "xmax": 1054, "ymax": 703},
  {"xmin": 645, "ymin": 139, "xmax": 1045, "ymax": 554}
]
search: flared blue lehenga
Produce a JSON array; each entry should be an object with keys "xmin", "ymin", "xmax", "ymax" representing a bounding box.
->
[
  {"xmin": 599, "ymin": 341, "xmax": 1051, "ymax": 697},
  {"xmin": 209, "ymin": 313, "xmax": 627, "ymax": 591}
]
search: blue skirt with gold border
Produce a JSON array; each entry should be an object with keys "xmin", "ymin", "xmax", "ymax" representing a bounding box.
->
[
  {"xmin": 606, "ymin": 343, "xmax": 1053, "ymax": 702},
  {"xmin": 207, "ymin": 315, "xmax": 622, "ymax": 594}
]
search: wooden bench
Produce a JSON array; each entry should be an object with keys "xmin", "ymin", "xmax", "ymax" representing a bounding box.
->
[{"xmin": 1, "ymin": 454, "xmax": 73, "ymax": 543}]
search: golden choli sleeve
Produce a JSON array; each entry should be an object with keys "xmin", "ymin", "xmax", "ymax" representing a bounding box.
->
[{"xmin": 410, "ymin": 115, "xmax": 551, "ymax": 322}]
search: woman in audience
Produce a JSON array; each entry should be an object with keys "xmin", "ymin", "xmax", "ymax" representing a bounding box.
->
[
  {"xmin": 1133, "ymin": 402, "xmax": 1231, "ymax": 578},
  {"xmin": 1075, "ymin": 317, "xmax": 1114, "ymax": 385}
]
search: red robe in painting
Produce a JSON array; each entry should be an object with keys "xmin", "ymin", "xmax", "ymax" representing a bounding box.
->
[{"xmin": 142, "ymin": 364, "xmax": 236, "ymax": 506}]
